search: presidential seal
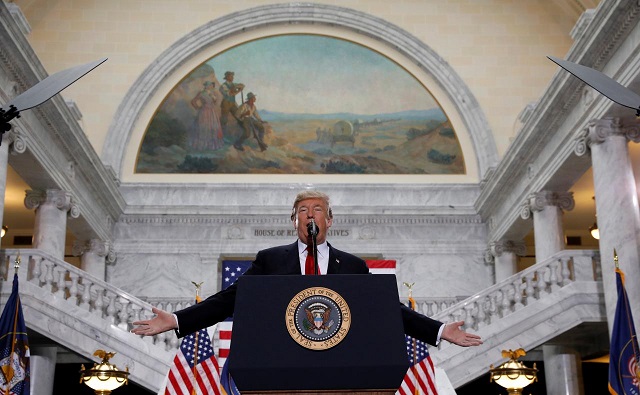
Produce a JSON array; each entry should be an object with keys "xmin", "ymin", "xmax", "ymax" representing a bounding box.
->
[{"xmin": 285, "ymin": 287, "xmax": 351, "ymax": 350}]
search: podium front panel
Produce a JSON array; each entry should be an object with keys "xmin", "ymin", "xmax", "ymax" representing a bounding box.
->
[{"xmin": 228, "ymin": 274, "xmax": 409, "ymax": 391}]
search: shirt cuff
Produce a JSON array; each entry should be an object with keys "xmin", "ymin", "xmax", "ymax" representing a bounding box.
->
[
  {"xmin": 172, "ymin": 313, "xmax": 180, "ymax": 332},
  {"xmin": 435, "ymin": 323, "xmax": 445, "ymax": 346}
]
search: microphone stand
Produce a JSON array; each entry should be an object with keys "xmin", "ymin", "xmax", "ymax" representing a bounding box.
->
[
  {"xmin": 312, "ymin": 232, "xmax": 319, "ymax": 275},
  {"xmin": 307, "ymin": 220, "xmax": 319, "ymax": 275}
]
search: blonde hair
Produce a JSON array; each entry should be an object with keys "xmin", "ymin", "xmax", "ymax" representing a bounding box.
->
[{"xmin": 290, "ymin": 190, "xmax": 333, "ymax": 220}]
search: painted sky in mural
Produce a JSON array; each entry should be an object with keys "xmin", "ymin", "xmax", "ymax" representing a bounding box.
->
[{"xmin": 136, "ymin": 34, "xmax": 465, "ymax": 175}]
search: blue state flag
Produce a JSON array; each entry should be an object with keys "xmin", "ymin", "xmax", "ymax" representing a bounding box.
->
[
  {"xmin": 608, "ymin": 268, "xmax": 640, "ymax": 395},
  {"xmin": 0, "ymin": 274, "xmax": 30, "ymax": 395}
]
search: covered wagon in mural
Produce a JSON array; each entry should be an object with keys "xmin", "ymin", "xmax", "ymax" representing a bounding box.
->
[{"xmin": 330, "ymin": 120, "xmax": 357, "ymax": 148}]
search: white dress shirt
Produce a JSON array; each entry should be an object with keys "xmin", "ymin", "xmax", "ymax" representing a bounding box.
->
[{"xmin": 298, "ymin": 239, "xmax": 329, "ymax": 275}]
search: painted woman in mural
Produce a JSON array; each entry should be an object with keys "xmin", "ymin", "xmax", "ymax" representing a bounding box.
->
[{"xmin": 188, "ymin": 81, "xmax": 224, "ymax": 150}]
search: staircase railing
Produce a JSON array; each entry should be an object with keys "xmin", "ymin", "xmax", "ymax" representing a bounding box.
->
[
  {"xmin": 0, "ymin": 248, "xmax": 172, "ymax": 391},
  {"xmin": 430, "ymin": 249, "xmax": 604, "ymax": 387}
]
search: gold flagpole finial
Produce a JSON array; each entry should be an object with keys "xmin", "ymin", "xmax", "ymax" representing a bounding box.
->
[
  {"xmin": 191, "ymin": 281, "xmax": 204, "ymax": 301},
  {"xmin": 403, "ymin": 282, "xmax": 415, "ymax": 298},
  {"xmin": 14, "ymin": 252, "xmax": 21, "ymax": 270},
  {"xmin": 614, "ymin": 249, "xmax": 619, "ymax": 269}
]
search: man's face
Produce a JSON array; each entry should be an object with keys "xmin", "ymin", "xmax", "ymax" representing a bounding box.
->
[{"xmin": 293, "ymin": 198, "xmax": 333, "ymax": 245}]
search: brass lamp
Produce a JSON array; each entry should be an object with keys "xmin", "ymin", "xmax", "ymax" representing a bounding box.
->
[
  {"xmin": 489, "ymin": 348, "xmax": 537, "ymax": 394},
  {"xmin": 80, "ymin": 350, "xmax": 129, "ymax": 395}
]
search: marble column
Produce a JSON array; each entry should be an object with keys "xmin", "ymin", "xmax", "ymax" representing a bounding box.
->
[
  {"xmin": 577, "ymin": 117, "xmax": 640, "ymax": 333},
  {"xmin": 72, "ymin": 239, "xmax": 115, "ymax": 280},
  {"xmin": 542, "ymin": 345, "xmax": 584, "ymax": 395},
  {"xmin": 521, "ymin": 191, "xmax": 574, "ymax": 262},
  {"xmin": 24, "ymin": 189, "xmax": 79, "ymax": 260},
  {"xmin": 30, "ymin": 345, "xmax": 57, "ymax": 395},
  {"xmin": 486, "ymin": 240, "xmax": 526, "ymax": 282}
]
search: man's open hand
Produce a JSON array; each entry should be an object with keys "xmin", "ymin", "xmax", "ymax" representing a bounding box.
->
[
  {"xmin": 441, "ymin": 321, "xmax": 482, "ymax": 347},
  {"xmin": 130, "ymin": 307, "xmax": 177, "ymax": 336}
]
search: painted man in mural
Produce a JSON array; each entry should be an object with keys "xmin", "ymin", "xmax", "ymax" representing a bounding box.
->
[
  {"xmin": 188, "ymin": 81, "xmax": 224, "ymax": 151},
  {"xmin": 219, "ymin": 71, "xmax": 245, "ymax": 129},
  {"xmin": 233, "ymin": 92, "xmax": 268, "ymax": 152}
]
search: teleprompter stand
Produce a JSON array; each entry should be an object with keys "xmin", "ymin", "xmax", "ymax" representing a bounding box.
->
[
  {"xmin": 0, "ymin": 58, "xmax": 107, "ymax": 144},
  {"xmin": 229, "ymin": 274, "xmax": 409, "ymax": 394}
]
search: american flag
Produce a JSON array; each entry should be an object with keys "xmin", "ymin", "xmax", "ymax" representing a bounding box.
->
[
  {"xmin": 215, "ymin": 260, "xmax": 252, "ymax": 368},
  {"xmin": 396, "ymin": 298, "xmax": 438, "ymax": 395},
  {"xmin": 366, "ymin": 259, "xmax": 397, "ymax": 274},
  {"xmin": 164, "ymin": 306, "xmax": 221, "ymax": 395}
]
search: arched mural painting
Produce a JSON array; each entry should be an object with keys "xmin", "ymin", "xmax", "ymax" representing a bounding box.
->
[{"xmin": 136, "ymin": 34, "xmax": 465, "ymax": 174}]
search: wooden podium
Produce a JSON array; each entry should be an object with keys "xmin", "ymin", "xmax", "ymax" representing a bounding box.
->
[{"xmin": 228, "ymin": 275, "xmax": 409, "ymax": 394}]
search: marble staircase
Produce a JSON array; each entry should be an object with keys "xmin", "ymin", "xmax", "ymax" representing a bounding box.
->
[{"xmin": 0, "ymin": 248, "xmax": 604, "ymax": 393}]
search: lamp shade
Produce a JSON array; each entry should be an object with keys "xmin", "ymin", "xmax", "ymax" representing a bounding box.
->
[
  {"xmin": 489, "ymin": 349, "xmax": 538, "ymax": 394},
  {"xmin": 491, "ymin": 360, "xmax": 537, "ymax": 389},
  {"xmin": 80, "ymin": 350, "xmax": 129, "ymax": 395}
]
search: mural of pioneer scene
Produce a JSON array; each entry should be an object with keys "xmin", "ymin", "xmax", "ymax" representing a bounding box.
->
[{"xmin": 136, "ymin": 34, "xmax": 465, "ymax": 174}]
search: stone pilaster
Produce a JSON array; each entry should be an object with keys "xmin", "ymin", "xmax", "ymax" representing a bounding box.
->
[
  {"xmin": 30, "ymin": 346, "xmax": 57, "ymax": 395},
  {"xmin": 542, "ymin": 345, "xmax": 584, "ymax": 395},
  {"xmin": 521, "ymin": 191, "xmax": 574, "ymax": 262},
  {"xmin": 25, "ymin": 189, "xmax": 79, "ymax": 260},
  {"xmin": 577, "ymin": 117, "xmax": 640, "ymax": 334},
  {"xmin": 72, "ymin": 239, "xmax": 115, "ymax": 280},
  {"xmin": 485, "ymin": 240, "xmax": 526, "ymax": 282}
]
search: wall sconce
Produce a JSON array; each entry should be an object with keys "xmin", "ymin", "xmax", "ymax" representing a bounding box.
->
[
  {"xmin": 489, "ymin": 348, "xmax": 537, "ymax": 394},
  {"xmin": 1, "ymin": 226, "xmax": 7, "ymax": 238},
  {"xmin": 589, "ymin": 222, "xmax": 600, "ymax": 240},
  {"xmin": 80, "ymin": 350, "xmax": 129, "ymax": 395}
]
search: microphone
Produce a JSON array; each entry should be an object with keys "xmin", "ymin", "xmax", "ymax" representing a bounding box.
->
[{"xmin": 307, "ymin": 219, "xmax": 318, "ymax": 236}]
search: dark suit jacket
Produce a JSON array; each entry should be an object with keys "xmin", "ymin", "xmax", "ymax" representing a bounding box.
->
[{"xmin": 175, "ymin": 241, "xmax": 444, "ymax": 345}]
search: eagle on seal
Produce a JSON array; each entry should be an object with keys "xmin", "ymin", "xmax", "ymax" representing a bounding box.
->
[{"xmin": 305, "ymin": 304, "xmax": 333, "ymax": 335}]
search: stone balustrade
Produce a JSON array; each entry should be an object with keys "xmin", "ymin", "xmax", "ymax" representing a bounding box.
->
[{"xmin": 433, "ymin": 249, "xmax": 599, "ymax": 333}]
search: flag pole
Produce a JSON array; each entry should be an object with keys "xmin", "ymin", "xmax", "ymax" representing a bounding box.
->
[
  {"xmin": 403, "ymin": 282, "xmax": 419, "ymax": 395},
  {"xmin": 190, "ymin": 281, "xmax": 204, "ymax": 395}
]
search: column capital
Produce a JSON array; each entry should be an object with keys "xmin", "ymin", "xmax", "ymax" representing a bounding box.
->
[
  {"xmin": 73, "ymin": 239, "xmax": 115, "ymax": 262},
  {"xmin": 489, "ymin": 240, "xmax": 527, "ymax": 258},
  {"xmin": 2, "ymin": 129, "xmax": 27, "ymax": 155},
  {"xmin": 585, "ymin": 117, "xmax": 640, "ymax": 146},
  {"xmin": 24, "ymin": 189, "xmax": 80, "ymax": 218},
  {"xmin": 521, "ymin": 191, "xmax": 575, "ymax": 218}
]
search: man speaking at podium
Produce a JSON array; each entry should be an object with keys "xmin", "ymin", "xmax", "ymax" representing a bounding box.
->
[{"xmin": 132, "ymin": 190, "xmax": 482, "ymax": 348}]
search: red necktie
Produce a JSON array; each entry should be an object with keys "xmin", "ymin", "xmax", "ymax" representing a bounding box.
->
[{"xmin": 305, "ymin": 246, "xmax": 316, "ymax": 275}]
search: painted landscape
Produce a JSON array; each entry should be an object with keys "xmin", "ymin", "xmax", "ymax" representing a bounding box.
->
[{"xmin": 135, "ymin": 35, "xmax": 465, "ymax": 175}]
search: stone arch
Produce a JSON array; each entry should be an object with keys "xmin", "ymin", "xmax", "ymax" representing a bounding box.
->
[{"xmin": 103, "ymin": 3, "xmax": 498, "ymax": 178}]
